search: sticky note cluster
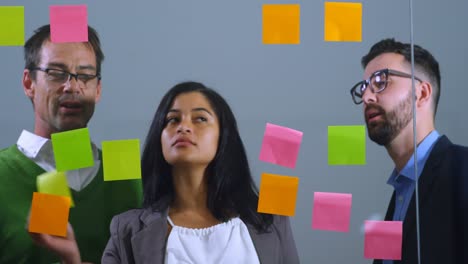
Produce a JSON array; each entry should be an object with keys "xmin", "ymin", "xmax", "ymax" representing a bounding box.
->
[{"xmin": 262, "ymin": 2, "xmax": 362, "ymax": 44}]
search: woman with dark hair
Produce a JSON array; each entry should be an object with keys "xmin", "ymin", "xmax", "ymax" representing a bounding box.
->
[{"xmin": 31, "ymin": 81, "xmax": 299, "ymax": 264}]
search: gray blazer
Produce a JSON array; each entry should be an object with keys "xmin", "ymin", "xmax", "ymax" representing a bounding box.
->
[{"xmin": 102, "ymin": 208, "xmax": 299, "ymax": 264}]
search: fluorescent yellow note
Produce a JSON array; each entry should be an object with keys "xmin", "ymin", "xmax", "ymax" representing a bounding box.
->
[
  {"xmin": 37, "ymin": 171, "xmax": 74, "ymax": 207},
  {"xmin": 324, "ymin": 2, "xmax": 362, "ymax": 42},
  {"xmin": 0, "ymin": 6, "xmax": 24, "ymax": 46},
  {"xmin": 262, "ymin": 4, "xmax": 300, "ymax": 44},
  {"xmin": 102, "ymin": 139, "xmax": 142, "ymax": 181}
]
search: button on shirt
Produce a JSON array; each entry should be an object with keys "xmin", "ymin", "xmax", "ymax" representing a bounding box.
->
[
  {"xmin": 16, "ymin": 129, "xmax": 101, "ymax": 191},
  {"xmin": 383, "ymin": 130, "xmax": 440, "ymax": 264}
]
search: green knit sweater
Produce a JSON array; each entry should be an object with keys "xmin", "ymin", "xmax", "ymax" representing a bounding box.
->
[{"xmin": 0, "ymin": 145, "xmax": 143, "ymax": 264}]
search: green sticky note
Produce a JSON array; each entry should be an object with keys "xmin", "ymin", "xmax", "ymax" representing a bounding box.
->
[
  {"xmin": 51, "ymin": 128, "xmax": 94, "ymax": 171},
  {"xmin": 328, "ymin": 125, "xmax": 366, "ymax": 165},
  {"xmin": 102, "ymin": 139, "xmax": 142, "ymax": 181},
  {"xmin": 0, "ymin": 6, "xmax": 24, "ymax": 46},
  {"xmin": 37, "ymin": 170, "xmax": 74, "ymax": 207}
]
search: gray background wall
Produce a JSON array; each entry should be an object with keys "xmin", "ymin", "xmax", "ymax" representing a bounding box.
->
[{"xmin": 1, "ymin": 0, "xmax": 467, "ymax": 262}]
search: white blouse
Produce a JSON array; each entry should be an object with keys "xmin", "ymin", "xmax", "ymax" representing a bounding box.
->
[{"xmin": 164, "ymin": 216, "xmax": 260, "ymax": 264}]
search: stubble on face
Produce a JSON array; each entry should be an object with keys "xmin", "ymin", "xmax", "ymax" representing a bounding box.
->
[{"xmin": 366, "ymin": 90, "xmax": 413, "ymax": 146}]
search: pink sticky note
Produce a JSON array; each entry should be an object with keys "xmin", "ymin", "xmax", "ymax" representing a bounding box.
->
[
  {"xmin": 364, "ymin": 220, "xmax": 402, "ymax": 260},
  {"xmin": 50, "ymin": 5, "xmax": 88, "ymax": 43},
  {"xmin": 312, "ymin": 192, "xmax": 352, "ymax": 232},
  {"xmin": 259, "ymin": 123, "xmax": 303, "ymax": 169}
]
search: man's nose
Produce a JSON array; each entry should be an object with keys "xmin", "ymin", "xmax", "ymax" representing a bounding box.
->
[
  {"xmin": 362, "ymin": 86, "xmax": 377, "ymax": 104},
  {"xmin": 63, "ymin": 75, "xmax": 80, "ymax": 93}
]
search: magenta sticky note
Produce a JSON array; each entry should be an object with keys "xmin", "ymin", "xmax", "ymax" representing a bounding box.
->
[
  {"xmin": 259, "ymin": 123, "xmax": 303, "ymax": 169},
  {"xmin": 312, "ymin": 192, "xmax": 352, "ymax": 232},
  {"xmin": 364, "ymin": 220, "xmax": 402, "ymax": 260},
  {"xmin": 50, "ymin": 5, "xmax": 88, "ymax": 43}
]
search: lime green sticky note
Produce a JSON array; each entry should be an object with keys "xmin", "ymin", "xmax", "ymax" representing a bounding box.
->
[
  {"xmin": 0, "ymin": 6, "xmax": 24, "ymax": 46},
  {"xmin": 102, "ymin": 139, "xmax": 142, "ymax": 181},
  {"xmin": 37, "ymin": 170, "xmax": 74, "ymax": 207},
  {"xmin": 328, "ymin": 125, "xmax": 366, "ymax": 165},
  {"xmin": 51, "ymin": 128, "xmax": 94, "ymax": 171}
]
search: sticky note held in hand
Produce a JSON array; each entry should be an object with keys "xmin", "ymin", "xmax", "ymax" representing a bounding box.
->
[{"xmin": 29, "ymin": 192, "xmax": 71, "ymax": 237}]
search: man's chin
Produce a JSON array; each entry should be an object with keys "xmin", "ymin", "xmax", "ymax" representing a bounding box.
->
[{"xmin": 56, "ymin": 120, "xmax": 87, "ymax": 132}]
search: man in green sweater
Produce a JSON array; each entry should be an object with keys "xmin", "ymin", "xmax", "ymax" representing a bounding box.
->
[{"xmin": 0, "ymin": 24, "xmax": 142, "ymax": 264}]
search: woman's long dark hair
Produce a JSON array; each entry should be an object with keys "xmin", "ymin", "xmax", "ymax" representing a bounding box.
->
[{"xmin": 141, "ymin": 81, "xmax": 273, "ymax": 232}]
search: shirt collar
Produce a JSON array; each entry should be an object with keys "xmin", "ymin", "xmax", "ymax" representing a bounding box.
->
[
  {"xmin": 387, "ymin": 130, "xmax": 440, "ymax": 185},
  {"xmin": 16, "ymin": 129, "xmax": 99, "ymax": 160}
]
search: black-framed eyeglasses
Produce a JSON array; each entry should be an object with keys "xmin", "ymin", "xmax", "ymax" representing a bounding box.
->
[
  {"xmin": 29, "ymin": 67, "xmax": 101, "ymax": 87},
  {"xmin": 350, "ymin": 68, "xmax": 422, "ymax": 104}
]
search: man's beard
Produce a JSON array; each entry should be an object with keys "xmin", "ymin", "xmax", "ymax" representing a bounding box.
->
[{"xmin": 366, "ymin": 91, "xmax": 413, "ymax": 146}]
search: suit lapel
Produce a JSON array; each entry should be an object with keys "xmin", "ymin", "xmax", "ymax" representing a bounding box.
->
[
  {"xmin": 402, "ymin": 136, "xmax": 451, "ymax": 240},
  {"xmin": 247, "ymin": 224, "xmax": 278, "ymax": 264},
  {"xmin": 131, "ymin": 208, "xmax": 169, "ymax": 264}
]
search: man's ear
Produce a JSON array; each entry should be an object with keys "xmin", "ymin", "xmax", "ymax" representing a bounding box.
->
[
  {"xmin": 417, "ymin": 80, "xmax": 432, "ymax": 108},
  {"xmin": 23, "ymin": 69, "xmax": 35, "ymax": 100},
  {"xmin": 95, "ymin": 79, "xmax": 102, "ymax": 103}
]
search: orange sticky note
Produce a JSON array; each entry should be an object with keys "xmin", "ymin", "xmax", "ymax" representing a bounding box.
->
[
  {"xmin": 258, "ymin": 173, "xmax": 299, "ymax": 216},
  {"xmin": 324, "ymin": 2, "xmax": 362, "ymax": 42},
  {"xmin": 262, "ymin": 4, "xmax": 300, "ymax": 44},
  {"xmin": 28, "ymin": 192, "xmax": 70, "ymax": 237}
]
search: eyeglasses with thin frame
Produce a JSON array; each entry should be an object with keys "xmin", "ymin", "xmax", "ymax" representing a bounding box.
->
[
  {"xmin": 29, "ymin": 67, "xmax": 101, "ymax": 88},
  {"xmin": 350, "ymin": 68, "xmax": 422, "ymax": 104}
]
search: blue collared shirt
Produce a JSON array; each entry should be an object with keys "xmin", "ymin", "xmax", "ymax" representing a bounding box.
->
[{"xmin": 383, "ymin": 130, "xmax": 440, "ymax": 264}]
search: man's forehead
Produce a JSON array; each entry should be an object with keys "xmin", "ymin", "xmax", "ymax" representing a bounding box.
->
[
  {"xmin": 364, "ymin": 53, "xmax": 406, "ymax": 76},
  {"xmin": 38, "ymin": 40, "xmax": 96, "ymax": 67}
]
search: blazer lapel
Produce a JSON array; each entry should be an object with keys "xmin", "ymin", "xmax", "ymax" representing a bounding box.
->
[
  {"xmin": 402, "ymin": 136, "xmax": 450, "ymax": 241},
  {"xmin": 247, "ymin": 224, "xmax": 278, "ymax": 264},
  {"xmin": 131, "ymin": 208, "xmax": 169, "ymax": 264}
]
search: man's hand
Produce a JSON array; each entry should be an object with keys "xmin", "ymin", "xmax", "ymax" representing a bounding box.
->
[{"xmin": 28, "ymin": 222, "xmax": 83, "ymax": 264}]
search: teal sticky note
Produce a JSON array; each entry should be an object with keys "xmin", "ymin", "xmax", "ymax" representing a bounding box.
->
[
  {"xmin": 51, "ymin": 128, "xmax": 94, "ymax": 171},
  {"xmin": 0, "ymin": 6, "xmax": 25, "ymax": 46},
  {"xmin": 328, "ymin": 125, "xmax": 366, "ymax": 165},
  {"xmin": 102, "ymin": 139, "xmax": 142, "ymax": 181}
]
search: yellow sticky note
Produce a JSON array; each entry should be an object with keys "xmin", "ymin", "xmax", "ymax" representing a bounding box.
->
[
  {"xmin": 262, "ymin": 4, "xmax": 300, "ymax": 44},
  {"xmin": 0, "ymin": 6, "xmax": 24, "ymax": 46},
  {"xmin": 37, "ymin": 171, "xmax": 74, "ymax": 207},
  {"xmin": 324, "ymin": 2, "xmax": 362, "ymax": 42},
  {"xmin": 102, "ymin": 139, "xmax": 142, "ymax": 181},
  {"xmin": 258, "ymin": 173, "xmax": 299, "ymax": 216},
  {"xmin": 28, "ymin": 192, "xmax": 70, "ymax": 237}
]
